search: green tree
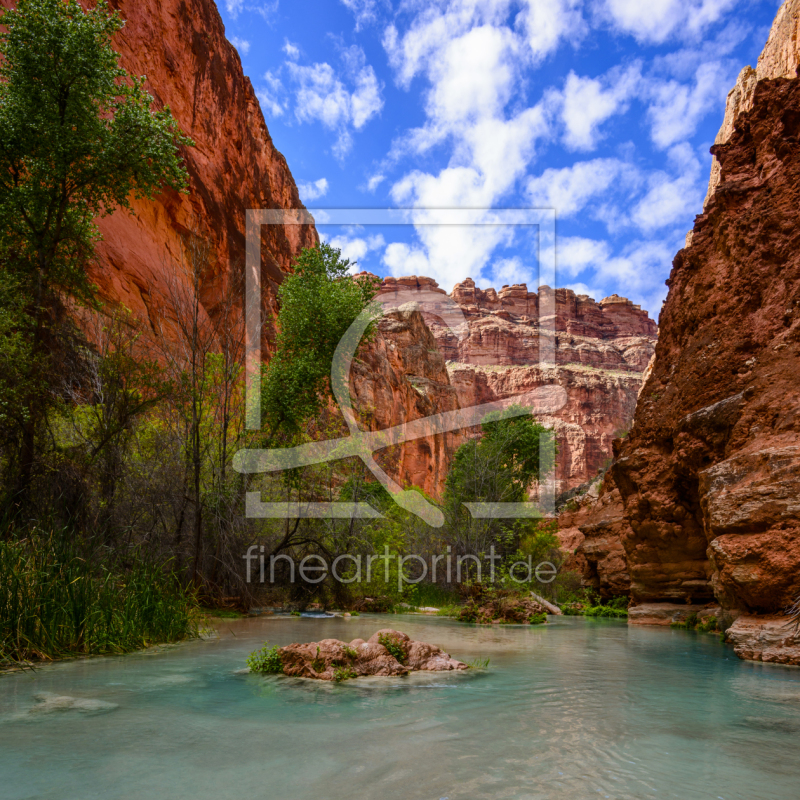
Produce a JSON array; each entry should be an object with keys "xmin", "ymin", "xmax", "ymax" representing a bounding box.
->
[
  {"xmin": 443, "ymin": 405, "xmax": 556, "ymax": 560},
  {"xmin": 0, "ymin": 0, "xmax": 192, "ymax": 503},
  {"xmin": 260, "ymin": 242, "xmax": 380, "ymax": 443}
]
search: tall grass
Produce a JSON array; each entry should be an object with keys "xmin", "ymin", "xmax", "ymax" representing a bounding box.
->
[{"xmin": 0, "ymin": 536, "xmax": 198, "ymax": 666}]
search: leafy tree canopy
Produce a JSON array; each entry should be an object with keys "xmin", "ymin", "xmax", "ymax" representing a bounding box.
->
[
  {"xmin": 0, "ymin": 0, "xmax": 191, "ymax": 298},
  {"xmin": 261, "ymin": 242, "xmax": 380, "ymax": 440},
  {"xmin": 445, "ymin": 404, "xmax": 555, "ymax": 506}
]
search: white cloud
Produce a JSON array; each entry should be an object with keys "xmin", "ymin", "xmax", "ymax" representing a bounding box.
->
[
  {"xmin": 600, "ymin": 0, "xmax": 738, "ymax": 44},
  {"xmin": 225, "ymin": 0, "xmax": 279, "ymax": 19},
  {"xmin": 628, "ymin": 143, "xmax": 702, "ymax": 232},
  {"xmin": 426, "ymin": 26, "xmax": 519, "ymax": 127},
  {"xmin": 297, "ymin": 178, "xmax": 329, "ymax": 202},
  {"xmin": 526, "ymin": 158, "xmax": 639, "ymax": 217},
  {"xmin": 516, "ymin": 0, "xmax": 587, "ymax": 61},
  {"xmin": 326, "ymin": 233, "xmax": 386, "ymax": 272},
  {"xmin": 383, "ymin": 1, "xmax": 513, "ymax": 90},
  {"xmin": 646, "ymin": 61, "xmax": 732, "ymax": 149},
  {"xmin": 340, "ymin": 0, "xmax": 384, "ymax": 30},
  {"xmin": 256, "ymin": 70, "xmax": 285, "ymax": 117},
  {"xmin": 491, "ymin": 256, "xmax": 535, "ymax": 287},
  {"xmin": 558, "ymin": 65, "xmax": 640, "ymax": 150},
  {"xmin": 556, "ymin": 237, "xmax": 612, "ymax": 278},
  {"xmin": 228, "ymin": 36, "xmax": 250, "ymax": 56},
  {"xmin": 283, "ymin": 39, "xmax": 300, "ymax": 59},
  {"xmin": 288, "ymin": 59, "xmax": 384, "ymax": 157},
  {"xmin": 366, "ymin": 173, "xmax": 385, "ymax": 192}
]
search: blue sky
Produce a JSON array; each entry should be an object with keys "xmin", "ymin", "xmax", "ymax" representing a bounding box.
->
[{"xmin": 218, "ymin": 0, "xmax": 780, "ymax": 319}]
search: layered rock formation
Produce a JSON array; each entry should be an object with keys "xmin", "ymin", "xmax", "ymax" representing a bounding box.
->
[
  {"xmin": 600, "ymin": 0, "xmax": 800, "ymax": 662},
  {"xmin": 386, "ymin": 278, "xmax": 657, "ymax": 493},
  {"xmin": 556, "ymin": 472, "xmax": 631, "ymax": 599},
  {"xmin": 703, "ymin": 0, "xmax": 800, "ymax": 207},
  {"xmin": 0, "ymin": 0, "xmax": 317, "ymax": 332}
]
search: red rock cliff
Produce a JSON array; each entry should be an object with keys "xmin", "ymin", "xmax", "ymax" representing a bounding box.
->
[
  {"xmin": 360, "ymin": 275, "xmax": 657, "ymax": 497},
  {"xmin": 0, "ymin": 0, "xmax": 317, "ymax": 329},
  {"xmin": 609, "ymin": 0, "xmax": 800, "ymax": 663}
]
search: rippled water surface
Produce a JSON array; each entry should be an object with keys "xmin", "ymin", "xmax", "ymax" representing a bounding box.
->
[{"xmin": 2, "ymin": 614, "xmax": 800, "ymax": 799}]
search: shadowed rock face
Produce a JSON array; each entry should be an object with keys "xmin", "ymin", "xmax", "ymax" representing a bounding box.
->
[
  {"xmin": 278, "ymin": 629, "xmax": 467, "ymax": 680},
  {"xmin": 556, "ymin": 471, "xmax": 631, "ymax": 600},
  {"xmin": 0, "ymin": 0, "xmax": 317, "ymax": 335},
  {"xmin": 609, "ymin": 0, "xmax": 800, "ymax": 660}
]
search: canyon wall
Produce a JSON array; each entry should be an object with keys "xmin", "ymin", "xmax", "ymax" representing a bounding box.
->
[
  {"xmin": 592, "ymin": 0, "xmax": 800, "ymax": 663},
  {"xmin": 0, "ymin": 0, "xmax": 317, "ymax": 334},
  {"xmin": 358, "ymin": 275, "xmax": 658, "ymax": 497}
]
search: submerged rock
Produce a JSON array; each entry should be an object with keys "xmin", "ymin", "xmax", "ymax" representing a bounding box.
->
[{"xmin": 270, "ymin": 629, "xmax": 467, "ymax": 681}]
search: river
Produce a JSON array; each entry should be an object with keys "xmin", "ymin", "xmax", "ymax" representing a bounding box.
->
[{"xmin": 2, "ymin": 614, "xmax": 799, "ymax": 799}]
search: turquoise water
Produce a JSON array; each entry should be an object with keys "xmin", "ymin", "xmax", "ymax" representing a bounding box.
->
[{"xmin": 2, "ymin": 614, "xmax": 800, "ymax": 800}]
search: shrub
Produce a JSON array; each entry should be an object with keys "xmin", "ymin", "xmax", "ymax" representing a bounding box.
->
[
  {"xmin": 377, "ymin": 632, "xmax": 407, "ymax": 663},
  {"xmin": 333, "ymin": 665, "xmax": 357, "ymax": 682},
  {"xmin": 247, "ymin": 644, "xmax": 283, "ymax": 674},
  {"xmin": 584, "ymin": 596, "xmax": 629, "ymax": 618}
]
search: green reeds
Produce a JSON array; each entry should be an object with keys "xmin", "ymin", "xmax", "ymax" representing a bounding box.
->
[{"xmin": 0, "ymin": 536, "xmax": 198, "ymax": 666}]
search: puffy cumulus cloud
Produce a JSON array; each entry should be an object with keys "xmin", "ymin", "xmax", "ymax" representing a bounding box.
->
[
  {"xmin": 645, "ymin": 60, "xmax": 732, "ymax": 149},
  {"xmin": 228, "ymin": 35, "xmax": 250, "ymax": 56},
  {"xmin": 426, "ymin": 25, "xmax": 520, "ymax": 127},
  {"xmin": 556, "ymin": 236, "xmax": 612, "ymax": 278},
  {"xmin": 490, "ymin": 256, "xmax": 536, "ymax": 287},
  {"xmin": 324, "ymin": 232, "xmax": 386, "ymax": 271},
  {"xmin": 288, "ymin": 56, "xmax": 384, "ymax": 158},
  {"xmin": 297, "ymin": 178, "xmax": 329, "ymax": 202},
  {"xmin": 599, "ymin": 0, "xmax": 738, "ymax": 44},
  {"xmin": 526, "ymin": 158, "xmax": 639, "ymax": 218},
  {"xmin": 630, "ymin": 143, "xmax": 703, "ymax": 232},
  {"xmin": 516, "ymin": 0, "xmax": 587, "ymax": 60},
  {"xmin": 557, "ymin": 64, "xmax": 641, "ymax": 150},
  {"xmin": 382, "ymin": 214, "xmax": 515, "ymax": 290},
  {"xmin": 381, "ymin": 3, "xmax": 559, "ymax": 289},
  {"xmin": 383, "ymin": 0, "xmax": 512, "ymax": 90}
]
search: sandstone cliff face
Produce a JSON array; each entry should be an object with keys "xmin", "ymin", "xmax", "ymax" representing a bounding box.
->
[
  {"xmin": 350, "ymin": 305, "xmax": 462, "ymax": 498},
  {"xmin": 610, "ymin": 0, "xmax": 800, "ymax": 661},
  {"xmin": 350, "ymin": 275, "xmax": 656, "ymax": 501},
  {"xmin": 0, "ymin": 0, "xmax": 317, "ymax": 331},
  {"xmin": 401, "ymin": 277, "xmax": 657, "ymax": 493},
  {"xmin": 702, "ymin": 0, "xmax": 800, "ymax": 207}
]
